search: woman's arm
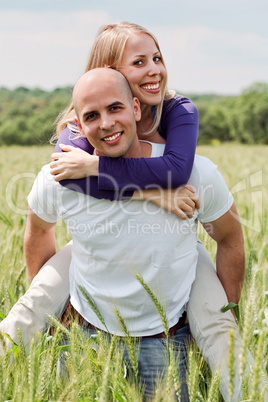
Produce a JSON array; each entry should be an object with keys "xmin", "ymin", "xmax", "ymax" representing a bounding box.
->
[
  {"xmin": 52, "ymin": 96, "xmax": 198, "ymax": 200},
  {"xmin": 51, "ymin": 127, "xmax": 133, "ymax": 200},
  {"xmin": 132, "ymin": 185, "xmax": 200, "ymax": 220},
  {"xmin": 98, "ymin": 96, "xmax": 198, "ymax": 191}
]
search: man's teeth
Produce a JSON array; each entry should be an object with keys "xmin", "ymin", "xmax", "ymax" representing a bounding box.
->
[
  {"xmin": 103, "ymin": 132, "xmax": 122, "ymax": 141},
  {"xmin": 142, "ymin": 83, "xmax": 160, "ymax": 90}
]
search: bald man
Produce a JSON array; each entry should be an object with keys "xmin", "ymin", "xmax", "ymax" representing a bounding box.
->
[
  {"xmin": 22, "ymin": 68, "xmax": 238, "ymax": 400},
  {"xmin": 3, "ymin": 69, "xmax": 265, "ymax": 401}
]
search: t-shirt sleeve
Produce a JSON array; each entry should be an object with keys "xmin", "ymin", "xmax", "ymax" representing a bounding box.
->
[
  {"xmin": 27, "ymin": 165, "xmax": 60, "ymax": 223},
  {"xmin": 197, "ymin": 159, "xmax": 234, "ymax": 223},
  {"xmin": 98, "ymin": 96, "xmax": 198, "ymax": 191}
]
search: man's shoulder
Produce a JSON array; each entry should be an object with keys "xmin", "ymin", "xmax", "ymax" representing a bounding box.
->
[
  {"xmin": 30, "ymin": 164, "xmax": 62, "ymax": 198},
  {"xmin": 192, "ymin": 155, "xmax": 233, "ymax": 223},
  {"xmin": 190, "ymin": 155, "xmax": 218, "ymax": 187},
  {"xmin": 39, "ymin": 163, "xmax": 53, "ymax": 175},
  {"xmin": 194, "ymin": 154, "xmax": 217, "ymax": 169},
  {"xmin": 35, "ymin": 164, "xmax": 58, "ymax": 186}
]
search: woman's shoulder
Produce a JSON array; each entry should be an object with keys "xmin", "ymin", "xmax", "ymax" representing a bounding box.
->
[
  {"xmin": 160, "ymin": 93, "xmax": 198, "ymax": 128},
  {"xmin": 163, "ymin": 93, "xmax": 196, "ymax": 113}
]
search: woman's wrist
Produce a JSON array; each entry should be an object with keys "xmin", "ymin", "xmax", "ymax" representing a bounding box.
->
[{"xmin": 87, "ymin": 155, "xmax": 99, "ymax": 176}]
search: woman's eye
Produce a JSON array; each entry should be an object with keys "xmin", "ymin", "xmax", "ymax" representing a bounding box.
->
[
  {"xmin": 133, "ymin": 60, "xmax": 143, "ymax": 66},
  {"xmin": 154, "ymin": 56, "xmax": 162, "ymax": 63}
]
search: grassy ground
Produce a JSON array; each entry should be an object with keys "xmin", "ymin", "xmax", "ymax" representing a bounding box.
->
[{"xmin": 0, "ymin": 144, "xmax": 267, "ymax": 401}]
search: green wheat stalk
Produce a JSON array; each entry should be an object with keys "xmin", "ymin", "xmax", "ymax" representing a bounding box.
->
[
  {"xmin": 114, "ymin": 307, "xmax": 139, "ymax": 377},
  {"xmin": 207, "ymin": 370, "xmax": 220, "ymax": 402},
  {"xmin": 58, "ymin": 373, "xmax": 79, "ymax": 401},
  {"xmin": 239, "ymin": 298, "xmax": 252, "ymax": 379},
  {"xmin": 36, "ymin": 349, "xmax": 50, "ymax": 400},
  {"xmin": 110, "ymin": 347, "xmax": 130, "ymax": 402},
  {"xmin": 228, "ymin": 329, "xmax": 235, "ymax": 399},
  {"xmin": 98, "ymin": 335, "xmax": 117, "ymax": 402},
  {"xmin": 165, "ymin": 362, "xmax": 176, "ymax": 401},
  {"xmin": 187, "ymin": 346, "xmax": 200, "ymax": 401},
  {"xmin": 251, "ymin": 329, "xmax": 265, "ymax": 401},
  {"xmin": 16, "ymin": 328, "xmax": 26, "ymax": 358},
  {"xmin": 78, "ymin": 285, "xmax": 109, "ymax": 332},
  {"xmin": 47, "ymin": 314, "xmax": 70, "ymax": 337},
  {"xmin": 168, "ymin": 344, "xmax": 181, "ymax": 401},
  {"xmin": 135, "ymin": 274, "xmax": 169, "ymax": 337},
  {"xmin": 27, "ymin": 339, "xmax": 38, "ymax": 402},
  {"xmin": 242, "ymin": 374, "xmax": 250, "ymax": 401}
]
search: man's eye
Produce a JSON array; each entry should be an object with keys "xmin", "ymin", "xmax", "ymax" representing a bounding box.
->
[{"xmin": 86, "ymin": 113, "xmax": 96, "ymax": 120}]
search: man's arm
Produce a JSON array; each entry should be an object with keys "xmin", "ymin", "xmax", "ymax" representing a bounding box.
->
[
  {"xmin": 24, "ymin": 205, "xmax": 57, "ymax": 283},
  {"xmin": 202, "ymin": 202, "xmax": 245, "ymax": 305}
]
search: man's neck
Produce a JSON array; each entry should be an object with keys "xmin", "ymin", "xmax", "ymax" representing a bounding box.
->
[
  {"xmin": 123, "ymin": 137, "xmax": 152, "ymax": 158},
  {"xmin": 127, "ymin": 129, "xmax": 166, "ymax": 158}
]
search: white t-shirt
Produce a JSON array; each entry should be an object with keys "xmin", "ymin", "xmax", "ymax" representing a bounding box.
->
[{"xmin": 28, "ymin": 144, "xmax": 233, "ymax": 336}]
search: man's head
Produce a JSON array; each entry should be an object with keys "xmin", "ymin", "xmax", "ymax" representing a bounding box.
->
[{"xmin": 73, "ymin": 68, "xmax": 141, "ymax": 158}]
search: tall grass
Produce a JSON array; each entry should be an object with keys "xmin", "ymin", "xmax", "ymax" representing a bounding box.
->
[{"xmin": 0, "ymin": 144, "xmax": 267, "ymax": 401}]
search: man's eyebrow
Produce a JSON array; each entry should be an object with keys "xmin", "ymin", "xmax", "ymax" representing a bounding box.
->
[
  {"xmin": 81, "ymin": 101, "xmax": 124, "ymax": 120},
  {"xmin": 82, "ymin": 110, "xmax": 97, "ymax": 120},
  {"xmin": 108, "ymin": 101, "xmax": 125, "ymax": 107}
]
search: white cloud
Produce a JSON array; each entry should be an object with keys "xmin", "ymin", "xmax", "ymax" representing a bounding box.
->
[
  {"xmin": 0, "ymin": 10, "xmax": 111, "ymax": 89},
  {"xmin": 0, "ymin": 10, "xmax": 267, "ymax": 94},
  {"xmin": 154, "ymin": 25, "xmax": 268, "ymax": 94}
]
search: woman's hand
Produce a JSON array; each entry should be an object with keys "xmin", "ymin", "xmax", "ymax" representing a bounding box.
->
[
  {"xmin": 50, "ymin": 144, "xmax": 99, "ymax": 181},
  {"xmin": 132, "ymin": 184, "xmax": 200, "ymax": 219}
]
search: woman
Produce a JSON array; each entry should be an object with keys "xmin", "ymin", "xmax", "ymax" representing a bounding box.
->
[
  {"xmin": 1, "ymin": 22, "xmax": 253, "ymax": 401},
  {"xmin": 50, "ymin": 21, "xmax": 198, "ymax": 209}
]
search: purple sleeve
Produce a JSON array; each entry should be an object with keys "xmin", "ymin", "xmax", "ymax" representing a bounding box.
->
[
  {"xmin": 55, "ymin": 126, "xmax": 94, "ymax": 154},
  {"xmin": 98, "ymin": 95, "xmax": 198, "ymax": 190},
  {"xmin": 55, "ymin": 127, "xmax": 133, "ymax": 200},
  {"xmin": 55, "ymin": 96, "xmax": 198, "ymax": 200}
]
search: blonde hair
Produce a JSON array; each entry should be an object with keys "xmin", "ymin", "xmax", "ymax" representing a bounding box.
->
[{"xmin": 55, "ymin": 21, "xmax": 175, "ymax": 139}]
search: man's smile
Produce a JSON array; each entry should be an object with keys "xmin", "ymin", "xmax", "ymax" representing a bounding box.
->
[{"xmin": 102, "ymin": 132, "xmax": 123, "ymax": 142}]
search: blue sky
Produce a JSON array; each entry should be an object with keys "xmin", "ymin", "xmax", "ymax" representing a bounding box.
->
[{"xmin": 1, "ymin": 0, "xmax": 267, "ymax": 94}]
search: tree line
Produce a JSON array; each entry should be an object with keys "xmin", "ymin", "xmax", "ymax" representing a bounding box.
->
[{"xmin": 0, "ymin": 82, "xmax": 267, "ymax": 146}]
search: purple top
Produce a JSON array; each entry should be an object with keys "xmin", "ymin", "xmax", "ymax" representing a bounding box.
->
[{"xmin": 55, "ymin": 95, "xmax": 198, "ymax": 200}]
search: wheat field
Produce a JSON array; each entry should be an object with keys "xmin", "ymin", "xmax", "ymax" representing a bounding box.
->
[{"xmin": 0, "ymin": 144, "xmax": 267, "ymax": 401}]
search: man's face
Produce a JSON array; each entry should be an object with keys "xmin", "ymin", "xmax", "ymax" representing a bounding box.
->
[{"xmin": 76, "ymin": 76, "xmax": 141, "ymax": 158}]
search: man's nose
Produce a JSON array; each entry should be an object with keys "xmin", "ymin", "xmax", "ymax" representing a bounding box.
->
[{"xmin": 100, "ymin": 114, "xmax": 115, "ymax": 130}]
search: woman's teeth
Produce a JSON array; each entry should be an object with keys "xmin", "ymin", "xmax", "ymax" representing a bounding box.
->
[{"xmin": 141, "ymin": 83, "xmax": 160, "ymax": 90}]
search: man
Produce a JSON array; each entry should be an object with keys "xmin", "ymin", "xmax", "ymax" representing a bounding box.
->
[
  {"xmin": 24, "ymin": 68, "xmax": 240, "ymax": 400},
  {"xmin": 1, "ymin": 68, "xmax": 264, "ymax": 400}
]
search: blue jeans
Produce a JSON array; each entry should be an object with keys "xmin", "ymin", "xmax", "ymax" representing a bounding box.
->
[{"xmin": 80, "ymin": 322, "xmax": 191, "ymax": 401}]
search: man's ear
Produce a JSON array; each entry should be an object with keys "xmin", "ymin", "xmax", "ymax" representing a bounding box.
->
[
  {"xmin": 74, "ymin": 118, "xmax": 86, "ymax": 137},
  {"xmin": 132, "ymin": 97, "xmax": 141, "ymax": 122}
]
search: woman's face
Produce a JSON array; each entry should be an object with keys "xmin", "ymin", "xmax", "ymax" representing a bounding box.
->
[{"xmin": 119, "ymin": 33, "xmax": 167, "ymax": 108}]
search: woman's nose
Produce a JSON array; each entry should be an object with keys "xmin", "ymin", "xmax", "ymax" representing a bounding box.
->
[{"xmin": 147, "ymin": 61, "xmax": 160, "ymax": 76}]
